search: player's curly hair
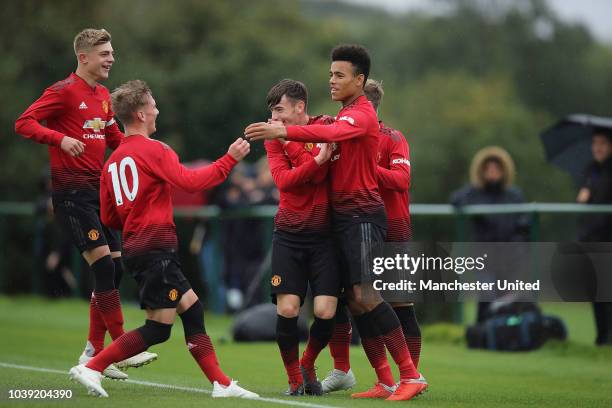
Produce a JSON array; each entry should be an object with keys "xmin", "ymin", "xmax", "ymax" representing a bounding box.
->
[
  {"xmin": 266, "ymin": 79, "xmax": 308, "ymax": 109},
  {"xmin": 73, "ymin": 28, "xmax": 111, "ymax": 55},
  {"xmin": 364, "ymin": 79, "xmax": 384, "ymax": 110},
  {"xmin": 111, "ymin": 80, "xmax": 152, "ymax": 125},
  {"xmin": 331, "ymin": 44, "xmax": 371, "ymax": 84}
]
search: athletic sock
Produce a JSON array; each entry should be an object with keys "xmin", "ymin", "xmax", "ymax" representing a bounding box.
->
[
  {"xmin": 86, "ymin": 330, "xmax": 147, "ymax": 372},
  {"xmin": 94, "ymin": 289, "xmax": 125, "ymax": 340},
  {"xmin": 370, "ymin": 302, "xmax": 418, "ymax": 381},
  {"xmin": 393, "ymin": 305, "xmax": 421, "ymax": 369},
  {"xmin": 112, "ymin": 257, "xmax": 124, "ymax": 289},
  {"xmin": 276, "ymin": 315, "xmax": 301, "ymax": 384},
  {"xmin": 354, "ymin": 312, "xmax": 395, "ymax": 387},
  {"xmin": 301, "ymin": 316, "xmax": 335, "ymax": 369},
  {"xmin": 179, "ymin": 303, "xmax": 231, "ymax": 386},
  {"xmin": 91, "ymin": 256, "xmax": 124, "ymax": 340},
  {"xmin": 329, "ymin": 304, "xmax": 352, "ymax": 373},
  {"xmin": 87, "ymin": 292, "xmax": 106, "ymax": 356},
  {"xmin": 186, "ymin": 333, "xmax": 231, "ymax": 386}
]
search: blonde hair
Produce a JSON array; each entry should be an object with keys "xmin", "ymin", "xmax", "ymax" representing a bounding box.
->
[
  {"xmin": 111, "ymin": 80, "xmax": 152, "ymax": 125},
  {"xmin": 364, "ymin": 79, "xmax": 384, "ymax": 110},
  {"xmin": 73, "ymin": 28, "xmax": 112, "ymax": 55}
]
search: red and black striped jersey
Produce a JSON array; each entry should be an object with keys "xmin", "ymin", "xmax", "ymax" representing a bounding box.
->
[
  {"xmin": 377, "ymin": 122, "xmax": 412, "ymax": 241},
  {"xmin": 285, "ymin": 96, "xmax": 385, "ymax": 226},
  {"xmin": 100, "ymin": 135, "xmax": 237, "ymax": 259},
  {"xmin": 266, "ymin": 115, "xmax": 333, "ymax": 243},
  {"xmin": 15, "ymin": 73, "xmax": 124, "ymax": 194}
]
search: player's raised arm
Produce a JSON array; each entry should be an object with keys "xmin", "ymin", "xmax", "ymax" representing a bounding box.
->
[
  {"xmin": 155, "ymin": 138, "xmax": 247, "ymax": 193},
  {"xmin": 265, "ymin": 140, "xmax": 329, "ymax": 192},
  {"xmin": 245, "ymin": 114, "xmax": 367, "ymax": 143}
]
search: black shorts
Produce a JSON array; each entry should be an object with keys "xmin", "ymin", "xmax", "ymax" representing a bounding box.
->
[
  {"xmin": 270, "ymin": 237, "xmax": 340, "ymax": 305},
  {"xmin": 52, "ymin": 192, "xmax": 121, "ymax": 253},
  {"xmin": 334, "ymin": 222, "xmax": 387, "ymax": 288},
  {"xmin": 125, "ymin": 254, "xmax": 192, "ymax": 310}
]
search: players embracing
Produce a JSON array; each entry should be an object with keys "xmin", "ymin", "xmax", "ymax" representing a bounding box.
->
[{"xmin": 246, "ymin": 44, "xmax": 427, "ymax": 401}]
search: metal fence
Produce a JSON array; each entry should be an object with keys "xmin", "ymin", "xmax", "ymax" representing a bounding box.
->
[{"xmin": 2, "ymin": 202, "xmax": 612, "ymax": 316}]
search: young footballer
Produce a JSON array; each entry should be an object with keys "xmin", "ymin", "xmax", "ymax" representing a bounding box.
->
[
  {"xmin": 15, "ymin": 28, "xmax": 155, "ymax": 379},
  {"xmin": 264, "ymin": 79, "xmax": 338, "ymax": 396},
  {"xmin": 69, "ymin": 80, "xmax": 258, "ymax": 399},
  {"xmin": 245, "ymin": 45, "xmax": 426, "ymax": 401},
  {"xmin": 322, "ymin": 79, "xmax": 424, "ymax": 398}
]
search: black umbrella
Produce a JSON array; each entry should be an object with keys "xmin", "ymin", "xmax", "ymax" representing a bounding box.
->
[{"xmin": 540, "ymin": 114, "xmax": 612, "ymax": 185}]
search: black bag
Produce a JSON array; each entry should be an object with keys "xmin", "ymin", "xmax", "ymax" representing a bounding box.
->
[
  {"xmin": 232, "ymin": 303, "xmax": 309, "ymax": 342},
  {"xmin": 466, "ymin": 301, "xmax": 566, "ymax": 351}
]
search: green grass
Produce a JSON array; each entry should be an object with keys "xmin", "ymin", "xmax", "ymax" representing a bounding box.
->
[{"xmin": 0, "ymin": 296, "xmax": 611, "ymax": 407}]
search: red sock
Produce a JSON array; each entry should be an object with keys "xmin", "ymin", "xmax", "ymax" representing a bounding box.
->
[
  {"xmin": 405, "ymin": 336, "xmax": 421, "ymax": 369},
  {"xmin": 88, "ymin": 293, "xmax": 106, "ymax": 355},
  {"xmin": 187, "ymin": 333, "xmax": 231, "ymax": 386},
  {"xmin": 329, "ymin": 322, "xmax": 351, "ymax": 372},
  {"xmin": 94, "ymin": 289, "xmax": 125, "ymax": 340},
  {"xmin": 362, "ymin": 335, "xmax": 395, "ymax": 386},
  {"xmin": 86, "ymin": 330, "xmax": 146, "ymax": 373},
  {"xmin": 383, "ymin": 327, "xmax": 418, "ymax": 381},
  {"xmin": 279, "ymin": 345, "xmax": 302, "ymax": 384}
]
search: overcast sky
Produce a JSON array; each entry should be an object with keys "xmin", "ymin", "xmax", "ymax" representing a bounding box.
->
[{"xmin": 345, "ymin": 0, "xmax": 612, "ymax": 42}]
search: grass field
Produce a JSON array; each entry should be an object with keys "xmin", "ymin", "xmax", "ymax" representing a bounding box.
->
[{"xmin": 0, "ymin": 296, "xmax": 611, "ymax": 407}]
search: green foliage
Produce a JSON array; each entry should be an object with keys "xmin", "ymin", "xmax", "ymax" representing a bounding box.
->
[{"xmin": 2, "ymin": 0, "xmax": 612, "ymax": 206}]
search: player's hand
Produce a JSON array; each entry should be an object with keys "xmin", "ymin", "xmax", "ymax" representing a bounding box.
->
[
  {"xmin": 577, "ymin": 187, "xmax": 591, "ymax": 203},
  {"xmin": 60, "ymin": 136, "xmax": 85, "ymax": 157},
  {"xmin": 315, "ymin": 143, "xmax": 332, "ymax": 165},
  {"xmin": 228, "ymin": 138, "xmax": 250, "ymax": 161},
  {"xmin": 244, "ymin": 122, "xmax": 287, "ymax": 142}
]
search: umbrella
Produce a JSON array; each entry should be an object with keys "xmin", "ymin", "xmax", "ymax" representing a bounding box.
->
[{"xmin": 540, "ymin": 114, "xmax": 612, "ymax": 185}]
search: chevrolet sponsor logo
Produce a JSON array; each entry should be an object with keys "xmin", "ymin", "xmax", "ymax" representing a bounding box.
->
[{"xmin": 82, "ymin": 118, "xmax": 107, "ymax": 133}]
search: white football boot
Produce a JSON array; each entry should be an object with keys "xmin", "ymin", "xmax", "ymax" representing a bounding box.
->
[
  {"xmin": 78, "ymin": 342, "xmax": 127, "ymax": 380},
  {"xmin": 212, "ymin": 380, "xmax": 260, "ymax": 399},
  {"xmin": 321, "ymin": 368, "xmax": 357, "ymax": 393},
  {"xmin": 69, "ymin": 364, "xmax": 108, "ymax": 398},
  {"xmin": 115, "ymin": 351, "xmax": 158, "ymax": 370}
]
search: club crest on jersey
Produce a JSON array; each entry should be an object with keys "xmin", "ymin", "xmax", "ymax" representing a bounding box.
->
[
  {"xmin": 169, "ymin": 289, "xmax": 179, "ymax": 301},
  {"xmin": 83, "ymin": 118, "xmax": 107, "ymax": 133},
  {"xmin": 305, "ymin": 143, "xmax": 314, "ymax": 152},
  {"xmin": 79, "ymin": 101, "xmax": 88, "ymax": 110},
  {"xmin": 88, "ymin": 229, "xmax": 100, "ymax": 241},
  {"xmin": 102, "ymin": 100, "xmax": 109, "ymax": 114},
  {"xmin": 271, "ymin": 275, "xmax": 282, "ymax": 287}
]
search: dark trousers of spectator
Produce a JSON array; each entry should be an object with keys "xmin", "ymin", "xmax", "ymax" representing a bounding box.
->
[{"xmin": 593, "ymin": 302, "xmax": 612, "ymax": 345}]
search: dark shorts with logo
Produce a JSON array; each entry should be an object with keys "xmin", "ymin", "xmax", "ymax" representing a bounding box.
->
[
  {"xmin": 334, "ymin": 221, "xmax": 387, "ymax": 288},
  {"xmin": 124, "ymin": 253, "xmax": 192, "ymax": 310},
  {"xmin": 270, "ymin": 234, "xmax": 340, "ymax": 305},
  {"xmin": 52, "ymin": 191, "xmax": 121, "ymax": 253}
]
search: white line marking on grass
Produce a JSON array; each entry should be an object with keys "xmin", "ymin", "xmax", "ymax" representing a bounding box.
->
[{"xmin": 0, "ymin": 362, "xmax": 339, "ymax": 408}]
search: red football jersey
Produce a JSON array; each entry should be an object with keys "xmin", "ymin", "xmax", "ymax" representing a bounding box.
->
[
  {"xmin": 285, "ymin": 95, "xmax": 385, "ymax": 224},
  {"xmin": 15, "ymin": 73, "xmax": 124, "ymax": 193},
  {"xmin": 265, "ymin": 115, "xmax": 334, "ymax": 237},
  {"xmin": 377, "ymin": 122, "xmax": 412, "ymax": 241},
  {"xmin": 100, "ymin": 135, "xmax": 237, "ymax": 259}
]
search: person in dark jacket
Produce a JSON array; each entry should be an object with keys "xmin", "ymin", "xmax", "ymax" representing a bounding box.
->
[
  {"xmin": 450, "ymin": 146, "xmax": 529, "ymax": 322},
  {"xmin": 576, "ymin": 130, "xmax": 612, "ymax": 346}
]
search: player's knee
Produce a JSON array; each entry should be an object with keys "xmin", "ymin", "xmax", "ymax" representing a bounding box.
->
[
  {"xmin": 277, "ymin": 300, "xmax": 300, "ymax": 318},
  {"xmin": 137, "ymin": 319, "xmax": 173, "ymax": 347},
  {"xmin": 179, "ymin": 300, "xmax": 206, "ymax": 337},
  {"xmin": 90, "ymin": 255, "xmax": 115, "ymax": 293},
  {"xmin": 314, "ymin": 305, "xmax": 336, "ymax": 320}
]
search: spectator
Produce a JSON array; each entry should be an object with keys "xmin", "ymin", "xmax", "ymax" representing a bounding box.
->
[
  {"xmin": 450, "ymin": 146, "xmax": 529, "ymax": 322},
  {"xmin": 576, "ymin": 130, "xmax": 612, "ymax": 346}
]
